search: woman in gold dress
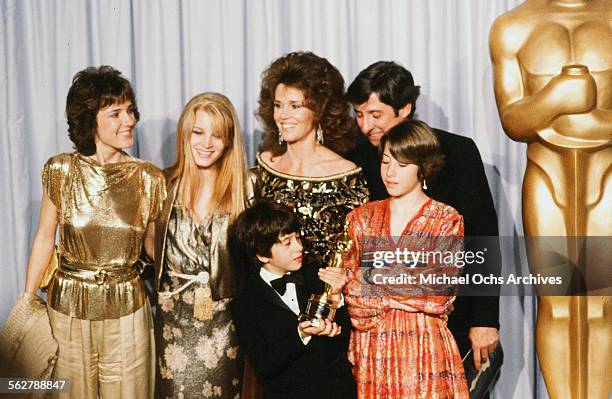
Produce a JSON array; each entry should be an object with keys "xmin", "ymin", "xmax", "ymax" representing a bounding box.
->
[
  {"xmin": 23, "ymin": 66, "xmax": 165, "ymax": 398},
  {"xmin": 149, "ymin": 92, "xmax": 250, "ymax": 398},
  {"xmin": 254, "ymin": 51, "xmax": 370, "ymax": 271}
]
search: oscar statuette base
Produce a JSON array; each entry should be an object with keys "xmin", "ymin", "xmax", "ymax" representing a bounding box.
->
[{"xmin": 299, "ymin": 294, "xmax": 336, "ymax": 327}]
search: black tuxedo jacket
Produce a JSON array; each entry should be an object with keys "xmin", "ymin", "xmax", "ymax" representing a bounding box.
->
[
  {"xmin": 347, "ymin": 128, "xmax": 501, "ymax": 356},
  {"xmin": 230, "ymin": 269, "xmax": 356, "ymax": 399}
]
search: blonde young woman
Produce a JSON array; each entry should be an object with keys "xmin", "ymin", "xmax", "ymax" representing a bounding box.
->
[{"xmin": 148, "ymin": 92, "xmax": 250, "ymax": 398}]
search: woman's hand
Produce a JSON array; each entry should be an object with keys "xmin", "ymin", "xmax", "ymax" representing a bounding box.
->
[
  {"xmin": 389, "ymin": 298, "xmax": 418, "ymax": 312},
  {"xmin": 318, "ymin": 267, "xmax": 347, "ymax": 294}
]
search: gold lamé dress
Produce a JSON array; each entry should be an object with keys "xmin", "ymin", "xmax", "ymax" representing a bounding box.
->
[
  {"xmin": 42, "ymin": 152, "xmax": 165, "ymax": 399},
  {"xmin": 254, "ymin": 153, "xmax": 370, "ymax": 269},
  {"xmin": 156, "ymin": 199, "xmax": 242, "ymax": 399},
  {"xmin": 45, "ymin": 153, "xmax": 165, "ymax": 319}
]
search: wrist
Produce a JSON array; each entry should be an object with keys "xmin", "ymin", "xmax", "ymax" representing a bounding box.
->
[
  {"xmin": 298, "ymin": 327, "xmax": 310, "ymax": 340},
  {"xmin": 19, "ymin": 291, "xmax": 38, "ymax": 305},
  {"xmin": 329, "ymin": 293, "xmax": 342, "ymax": 304}
]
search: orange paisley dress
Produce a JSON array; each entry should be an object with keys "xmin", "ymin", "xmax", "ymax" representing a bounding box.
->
[{"xmin": 344, "ymin": 198, "xmax": 469, "ymax": 399}]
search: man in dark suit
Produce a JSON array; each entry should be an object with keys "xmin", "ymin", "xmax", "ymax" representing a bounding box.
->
[
  {"xmin": 230, "ymin": 202, "xmax": 356, "ymax": 399},
  {"xmin": 345, "ymin": 61, "xmax": 501, "ymax": 371}
]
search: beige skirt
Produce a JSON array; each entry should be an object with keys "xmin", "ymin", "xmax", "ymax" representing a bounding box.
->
[{"xmin": 48, "ymin": 302, "xmax": 154, "ymax": 399}]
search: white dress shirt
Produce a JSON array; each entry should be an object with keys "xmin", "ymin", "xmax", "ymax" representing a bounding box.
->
[
  {"xmin": 259, "ymin": 267, "xmax": 345, "ymax": 345},
  {"xmin": 260, "ymin": 267, "xmax": 310, "ymax": 344},
  {"xmin": 259, "ymin": 267, "xmax": 302, "ymax": 315}
]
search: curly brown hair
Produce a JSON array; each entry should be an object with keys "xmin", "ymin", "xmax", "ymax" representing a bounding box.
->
[
  {"xmin": 257, "ymin": 51, "xmax": 352, "ymax": 156},
  {"xmin": 379, "ymin": 119, "xmax": 445, "ymax": 182},
  {"xmin": 66, "ymin": 65, "xmax": 139, "ymax": 155}
]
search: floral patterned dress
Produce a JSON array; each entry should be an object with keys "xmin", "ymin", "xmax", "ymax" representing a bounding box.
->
[
  {"xmin": 344, "ymin": 198, "xmax": 469, "ymax": 398},
  {"xmin": 155, "ymin": 201, "xmax": 242, "ymax": 399}
]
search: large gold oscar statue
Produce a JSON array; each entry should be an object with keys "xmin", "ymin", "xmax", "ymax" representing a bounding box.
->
[{"xmin": 490, "ymin": 1, "xmax": 611, "ymax": 398}]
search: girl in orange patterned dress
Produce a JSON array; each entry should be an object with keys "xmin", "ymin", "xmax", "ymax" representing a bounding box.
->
[{"xmin": 343, "ymin": 119, "xmax": 469, "ymax": 398}]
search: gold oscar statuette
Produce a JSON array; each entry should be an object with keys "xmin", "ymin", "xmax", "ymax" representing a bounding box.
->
[
  {"xmin": 490, "ymin": 1, "xmax": 611, "ymax": 398},
  {"xmin": 299, "ymin": 220, "xmax": 352, "ymax": 326}
]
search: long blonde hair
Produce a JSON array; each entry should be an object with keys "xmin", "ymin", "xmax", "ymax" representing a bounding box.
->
[{"xmin": 169, "ymin": 92, "xmax": 248, "ymax": 220}]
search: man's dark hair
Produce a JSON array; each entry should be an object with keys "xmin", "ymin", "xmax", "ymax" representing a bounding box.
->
[
  {"xmin": 346, "ymin": 61, "xmax": 420, "ymax": 118},
  {"xmin": 230, "ymin": 202, "xmax": 300, "ymax": 269},
  {"xmin": 66, "ymin": 65, "xmax": 139, "ymax": 155}
]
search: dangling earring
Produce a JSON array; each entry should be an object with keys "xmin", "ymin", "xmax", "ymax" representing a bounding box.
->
[
  {"xmin": 422, "ymin": 179, "xmax": 428, "ymax": 190},
  {"xmin": 316, "ymin": 124, "xmax": 324, "ymax": 144},
  {"xmin": 278, "ymin": 131, "xmax": 284, "ymax": 145}
]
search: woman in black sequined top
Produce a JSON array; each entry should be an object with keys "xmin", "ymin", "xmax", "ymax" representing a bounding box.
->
[{"xmin": 253, "ymin": 51, "xmax": 369, "ymax": 270}]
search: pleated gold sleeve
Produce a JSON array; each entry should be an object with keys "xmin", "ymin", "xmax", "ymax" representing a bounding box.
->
[{"xmin": 43, "ymin": 153, "xmax": 166, "ymax": 320}]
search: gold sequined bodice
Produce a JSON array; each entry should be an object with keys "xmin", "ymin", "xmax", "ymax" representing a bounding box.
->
[
  {"xmin": 44, "ymin": 153, "xmax": 165, "ymax": 320},
  {"xmin": 254, "ymin": 153, "xmax": 369, "ymax": 268}
]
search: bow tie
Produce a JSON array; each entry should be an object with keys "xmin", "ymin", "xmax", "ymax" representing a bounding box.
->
[{"xmin": 270, "ymin": 272, "xmax": 304, "ymax": 296}]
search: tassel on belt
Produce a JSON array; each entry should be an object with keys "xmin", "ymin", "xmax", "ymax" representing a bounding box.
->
[{"xmin": 159, "ymin": 271, "xmax": 213, "ymax": 321}]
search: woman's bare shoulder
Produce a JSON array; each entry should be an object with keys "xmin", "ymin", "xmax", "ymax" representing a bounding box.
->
[
  {"xmin": 259, "ymin": 150, "xmax": 284, "ymax": 166},
  {"xmin": 319, "ymin": 148, "xmax": 358, "ymax": 174}
]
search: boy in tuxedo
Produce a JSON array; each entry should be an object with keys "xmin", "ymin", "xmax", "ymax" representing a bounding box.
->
[{"xmin": 230, "ymin": 202, "xmax": 356, "ymax": 399}]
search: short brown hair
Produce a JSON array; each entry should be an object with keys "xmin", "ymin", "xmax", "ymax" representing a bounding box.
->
[
  {"xmin": 346, "ymin": 61, "xmax": 420, "ymax": 118},
  {"xmin": 66, "ymin": 65, "xmax": 139, "ymax": 155},
  {"xmin": 257, "ymin": 51, "xmax": 352, "ymax": 156},
  {"xmin": 379, "ymin": 119, "xmax": 445, "ymax": 181},
  {"xmin": 230, "ymin": 201, "xmax": 300, "ymax": 269}
]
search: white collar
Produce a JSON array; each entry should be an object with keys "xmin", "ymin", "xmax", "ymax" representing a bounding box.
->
[{"xmin": 259, "ymin": 267, "xmax": 291, "ymax": 286}]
